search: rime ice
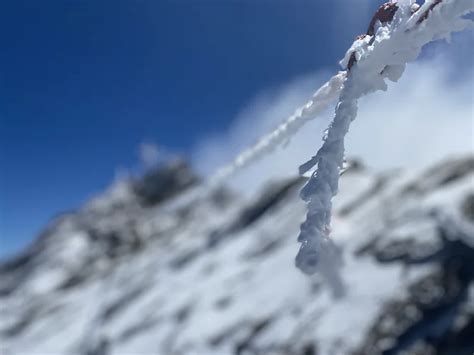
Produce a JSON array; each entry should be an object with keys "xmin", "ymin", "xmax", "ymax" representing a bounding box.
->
[
  {"xmin": 296, "ymin": 0, "xmax": 474, "ymax": 275},
  {"xmin": 210, "ymin": 72, "xmax": 346, "ymax": 185}
]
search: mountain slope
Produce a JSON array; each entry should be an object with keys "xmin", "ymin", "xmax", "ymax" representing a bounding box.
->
[{"xmin": 1, "ymin": 156, "xmax": 473, "ymax": 355}]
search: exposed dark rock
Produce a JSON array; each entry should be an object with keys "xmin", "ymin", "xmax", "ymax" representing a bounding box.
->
[
  {"xmin": 118, "ymin": 318, "xmax": 158, "ymax": 343},
  {"xmin": 0, "ymin": 252, "xmax": 33, "ymax": 275},
  {"xmin": 209, "ymin": 322, "xmax": 244, "ymax": 347},
  {"xmin": 435, "ymin": 316, "xmax": 474, "ymax": 354},
  {"xmin": 209, "ymin": 186, "xmax": 237, "ymax": 209},
  {"xmin": 169, "ymin": 249, "xmax": 201, "ymax": 270},
  {"xmin": 302, "ymin": 343, "xmax": 318, "ymax": 355},
  {"xmin": 1, "ymin": 309, "xmax": 37, "ymax": 338},
  {"xmin": 354, "ymin": 216, "xmax": 474, "ymax": 355},
  {"xmin": 231, "ymin": 178, "xmax": 304, "ymax": 232},
  {"xmin": 58, "ymin": 272, "xmax": 89, "ymax": 291},
  {"xmin": 207, "ymin": 177, "xmax": 304, "ymax": 249},
  {"xmin": 101, "ymin": 287, "xmax": 146, "ymax": 322},
  {"xmin": 235, "ymin": 318, "xmax": 272, "ymax": 355},
  {"xmin": 85, "ymin": 338, "xmax": 110, "ymax": 355},
  {"xmin": 461, "ymin": 194, "xmax": 474, "ymax": 222},
  {"xmin": 133, "ymin": 159, "xmax": 198, "ymax": 206},
  {"xmin": 242, "ymin": 238, "xmax": 282, "ymax": 260},
  {"xmin": 339, "ymin": 174, "xmax": 392, "ymax": 217},
  {"xmin": 175, "ymin": 304, "xmax": 193, "ymax": 323},
  {"xmin": 402, "ymin": 156, "xmax": 474, "ymax": 195},
  {"xmin": 215, "ymin": 296, "xmax": 233, "ymax": 310}
]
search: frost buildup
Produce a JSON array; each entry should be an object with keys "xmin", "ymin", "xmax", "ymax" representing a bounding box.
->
[
  {"xmin": 295, "ymin": 0, "xmax": 474, "ymax": 275},
  {"xmin": 209, "ymin": 72, "xmax": 346, "ymax": 186},
  {"xmin": 296, "ymin": 82, "xmax": 358, "ymax": 276}
]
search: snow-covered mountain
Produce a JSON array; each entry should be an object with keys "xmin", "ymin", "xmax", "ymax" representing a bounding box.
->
[{"xmin": 1, "ymin": 155, "xmax": 473, "ymax": 355}]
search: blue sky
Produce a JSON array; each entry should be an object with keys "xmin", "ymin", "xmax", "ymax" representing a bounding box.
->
[{"xmin": 1, "ymin": 0, "xmax": 472, "ymax": 258}]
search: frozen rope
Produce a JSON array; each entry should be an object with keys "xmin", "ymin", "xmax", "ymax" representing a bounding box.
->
[
  {"xmin": 208, "ymin": 71, "xmax": 346, "ymax": 186},
  {"xmin": 295, "ymin": 0, "xmax": 474, "ymax": 275}
]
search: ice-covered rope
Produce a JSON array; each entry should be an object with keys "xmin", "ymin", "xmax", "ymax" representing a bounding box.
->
[
  {"xmin": 207, "ymin": 72, "xmax": 346, "ymax": 186},
  {"xmin": 295, "ymin": 0, "xmax": 474, "ymax": 275},
  {"xmin": 170, "ymin": 74, "xmax": 345, "ymax": 208}
]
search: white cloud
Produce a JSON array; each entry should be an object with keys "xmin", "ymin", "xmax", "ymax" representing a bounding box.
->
[
  {"xmin": 191, "ymin": 71, "xmax": 335, "ymax": 194},
  {"xmin": 192, "ymin": 37, "xmax": 473, "ymax": 196},
  {"xmin": 139, "ymin": 142, "xmax": 161, "ymax": 168},
  {"xmin": 347, "ymin": 58, "xmax": 474, "ymax": 171}
]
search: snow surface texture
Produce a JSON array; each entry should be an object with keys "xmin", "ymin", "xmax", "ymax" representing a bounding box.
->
[
  {"xmin": 296, "ymin": 0, "xmax": 474, "ymax": 275},
  {"xmin": 1, "ymin": 156, "xmax": 473, "ymax": 355}
]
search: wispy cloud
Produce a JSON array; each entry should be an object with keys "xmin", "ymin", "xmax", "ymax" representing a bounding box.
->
[
  {"xmin": 139, "ymin": 142, "xmax": 161, "ymax": 168},
  {"xmin": 191, "ymin": 71, "xmax": 334, "ymax": 193},
  {"xmin": 347, "ymin": 57, "xmax": 473, "ymax": 171},
  {"xmin": 192, "ymin": 33, "xmax": 473, "ymax": 195}
]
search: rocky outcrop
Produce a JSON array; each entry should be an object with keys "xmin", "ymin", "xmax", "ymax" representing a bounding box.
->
[{"xmin": 133, "ymin": 159, "xmax": 198, "ymax": 206}]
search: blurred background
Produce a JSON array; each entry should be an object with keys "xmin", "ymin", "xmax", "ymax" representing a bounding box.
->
[{"xmin": 0, "ymin": 0, "xmax": 473, "ymax": 354}]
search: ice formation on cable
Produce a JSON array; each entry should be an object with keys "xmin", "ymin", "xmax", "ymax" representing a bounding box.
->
[
  {"xmin": 209, "ymin": 72, "xmax": 346, "ymax": 186},
  {"xmin": 296, "ymin": 0, "xmax": 474, "ymax": 275}
]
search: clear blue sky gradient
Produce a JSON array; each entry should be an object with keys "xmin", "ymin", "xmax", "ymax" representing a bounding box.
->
[{"xmin": 0, "ymin": 0, "xmax": 470, "ymax": 258}]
